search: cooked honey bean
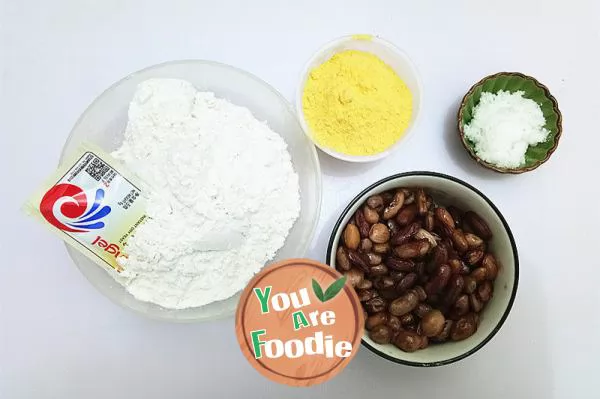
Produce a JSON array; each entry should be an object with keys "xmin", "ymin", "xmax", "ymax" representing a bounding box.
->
[
  {"xmin": 356, "ymin": 278, "xmax": 373, "ymax": 290},
  {"xmin": 389, "ymin": 290, "xmax": 419, "ymax": 316},
  {"xmin": 425, "ymin": 264, "xmax": 451, "ymax": 295},
  {"xmin": 477, "ymin": 280, "xmax": 493, "ymax": 302},
  {"xmin": 370, "ymin": 324, "xmax": 392, "ymax": 344},
  {"xmin": 386, "ymin": 315, "xmax": 402, "ymax": 334},
  {"xmin": 355, "ymin": 209, "xmax": 371, "ymax": 238},
  {"xmin": 396, "ymin": 204, "xmax": 418, "ymax": 226},
  {"xmin": 414, "ymin": 303, "xmax": 433, "ymax": 318},
  {"xmin": 482, "ymin": 253, "xmax": 499, "ymax": 280},
  {"xmin": 421, "ymin": 310, "xmax": 446, "ymax": 337},
  {"xmin": 365, "ymin": 312, "xmax": 388, "ymax": 330},
  {"xmin": 344, "ymin": 268, "xmax": 363, "ymax": 288},
  {"xmin": 359, "ymin": 238, "xmax": 373, "ymax": 253},
  {"xmin": 363, "ymin": 205, "xmax": 380, "ymax": 224},
  {"xmin": 336, "ymin": 247, "xmax": 351, "ymax": 271},
  {"xmin": 365, "ymin": 297, "xmax": 387, "ymax": 314},
  {"xmin": 340, "ymin": 187, "xmax": 499, "ymax": 352},
  {"xmin": 451, "ymin": 314, "xmax": 477, "ymax": 341},
  {"xmin": 394, "ymin": 331, "xmax": 423, "ymax": 352},
  {"xmin": 383, "ymin": 191, "xmax": 405, "ymax": 220},
  {"xmin": 395, "ymin": 272, "xmax": 418, "ymax": 293}
]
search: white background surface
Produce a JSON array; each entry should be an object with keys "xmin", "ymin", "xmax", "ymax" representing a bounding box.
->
[{"xmin": 2, "ymin": 0, "xmax": 600, "ymax": 398}]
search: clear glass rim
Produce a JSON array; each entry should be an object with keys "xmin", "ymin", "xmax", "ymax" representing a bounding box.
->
[{"xmin": 60, "ymin": 59, "xmax": 323, "ymax": 321}]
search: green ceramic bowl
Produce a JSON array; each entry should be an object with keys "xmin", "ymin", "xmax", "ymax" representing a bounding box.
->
[{"xmin": 457, "ymin": 72, "xmax": 562, "ymax": 174}]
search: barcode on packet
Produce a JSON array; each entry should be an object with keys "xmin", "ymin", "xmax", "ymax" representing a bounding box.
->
[{"xmin": 85, "ymin": 157, "xmax": 110, "ymax": 181}]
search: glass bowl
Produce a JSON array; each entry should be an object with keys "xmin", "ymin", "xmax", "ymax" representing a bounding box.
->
[
  {"xmin": 296, "ymin": 35, "xmax": 422, "ymax": 163},
  {"xmin": 60, "ymin": 60, "xmax": 322, "ymax": 322}
]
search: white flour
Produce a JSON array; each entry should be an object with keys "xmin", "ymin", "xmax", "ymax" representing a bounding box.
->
[{"xmin": 111, "ymin": 78, "xmax": 300, "ymax": 309}]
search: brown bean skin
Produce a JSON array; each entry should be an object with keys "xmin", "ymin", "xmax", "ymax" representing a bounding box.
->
[
  {"xmin": 396, "ymin": 204, "xmax": 418, "ymax": 226},
  {"xmin": 477, "ymin": 280, "xmax": 493, "ymax": 302},
  {"xmin": 465, "ymin": 233, "xmax": 484, "ymax": 249},
  {"xmin": 431, "ymin": 320, "xmax": 454, "ymax": 343},
  {"xmin": 451, "ymin": 314, "xmax": 477, "ymax": 341},
  {"xmin": 400, "ymin": 313, "xmax": 416, "ymax": 326},
  {"xmin": 442, "ymin": 275, "xmax": 465, "ymax": 307},
  {"xmin": 356, "ymin": 278, "xmax": 373, "ymax": 290},
  {"xmin": 394, "ymin": 239, "xmax": 430, "ymax": 259},
  {"xmin": 482, "ymin": 253, "xmax": 499, "ymax": 280},
  {"xmin": 381, "ymin": 191, "xmax": 395, "ymax": 206},
  {"xmin": 401, "ymin": 189, "xmax": 415, "ymax": 204},
  {"xmin": 463, "ymin": 276, "xmax": 477, "ymax": 294},
  {"xmin": 370, "ymin": 324, "xmax": 393, "ymax": 344},
  {"xmin": 359, "ymin": 238, "xmax": 373, "ymax": 253},
  {"xmin": 395, "ymin": 272, "xmax": 418, "ymax": 293},
  {"xmin": 394, "ymin": 331, "xmax": 423, "ymax": 352},
  {"xmin": 386, "ymin": 315, "xmax": 402, "ymax": 334},
  {"xmin": 336, "ymin": 247, "xmax": 351, "ymax": 271},
  {"xmin": 343, "ymin": 224, "xmax": 360, "ymax": 250},
  {"xmin": 425, "ymin": 264, "xmax": 452, "ymax": 295},
  {"xmin": 373, "ymin": 242, "xmax": 391, "ymax": 254},
  {"xmin": 390, "ymin": 222, "xmax": 421, "ymax": 246},
  {"xmin": 470, "ymin": 293, "xmax": 483, "ymax": 312},
  {"xmin": 357, "ymin": 289, "xmax": 375, "ymax": 302},
  {"xmin": 344, "ymin": 268, "xmax": 364, "ymax": 288},
  {"xmin": 451, "ymin": 229, "xmax": 469, "ymax": 253},
  {"xmin": 386, "ymin": 219, "xmax": 400, "ymax": 237},
  {"xmin": 389, "ymin": 270, "xmax": 405, "ymax": 282},
  {"xmin": 452, "ymin": 294, "xmax": 470, "ymax": 317},
  {"xmin": 431, "ymin": 244, "xmax": 449, "ymax": 267},
  {"xmin": 367, "ymin": 195, "xmax": 384, "ymax": 211},
  {"xmin": 383, "ymin": 191, "xmax": 405, "ymax": 220},
  {"xmin": 464, "ymin": 250, "xmax": 484, "ymax": 266},
  {"xmin": 365, "ymin": 297, "xmax": 387, "ymax": 314},
  {"xmin": 347, "ymin": 249, "xmax": 370, "ymax": 273},
  {"xmin": 447, "ymin": 206, "xmax": 464, "ymax": 228},
  {"xmin": 365, "ymin": 312, "xmax": 388, "ymax": 330},
  {"xmin": 435, "ymin": 207, "xmax": 455, "ymax": 231},
  {"xmin": 378, "ymin": 288, "xmax": 400, "ymax": 301},
  {"xmin": 363, "ymin": 206, "xmax": 380, "ymax": 224},
  {"xmin": 366, "ymin": 252, "xmax": 382, "ymax": 266},
  {"xmin": 470, "ymin": 267, "xmax": 488, "ymax": 282},
  {"xmin": 464, "ymin": 211, "xmax": 493, "ymax": 240},
  {"xmin": 448, "ymin": 258, "xmax": 470, "ymax": 275},
  {"xmin": 374, "ymin": 277, "xmax": 395, "ymax": 291},
  {"xmin": 369, "ymin": 264, "xmax": 389, "ymax": 277},
  {"xmin": 421, "ymin": 310, "xmax": 446, "ymax": 337},
  {"xmin": 355, "ymin": 209, "xmax": 371, "ymax": 238},
  {"xmin": 416, "ymin": 188, "xmax": 428, "ymax": 215},
  {"xmin": 389, "ymin": 290, "xmax": 419, "ymax": 316},
  {"xmin": 369, "ymin": 223, "xmax": 390, "ymax": 244},
  {"xmin": 414, "ymin": 286, "xmax": 427, "ymax": 301},
  {"xmin": 424, "ymin": 211, "xmax": 435, "ymax": 231},
  {"xmin": 414, "ymin": 303, "xmax": 433, "ymax": 318}
]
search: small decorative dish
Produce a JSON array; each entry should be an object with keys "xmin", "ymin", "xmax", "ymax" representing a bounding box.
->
[{"xmin": 458, "ymin": 72, "xmax": 562, "ymax": 174}]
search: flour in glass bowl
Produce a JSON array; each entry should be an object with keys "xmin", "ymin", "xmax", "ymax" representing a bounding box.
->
[{"xmin": 110, "ymin": 78, "xmax": 300, "ymax": 309}]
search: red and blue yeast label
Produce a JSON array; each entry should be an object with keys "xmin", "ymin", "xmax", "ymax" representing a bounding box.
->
[{"xmin": 26, "ymin": 145, "xmax": 147, "ymax": 272}]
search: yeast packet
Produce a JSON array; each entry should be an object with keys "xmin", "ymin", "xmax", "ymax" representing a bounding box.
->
[{"xmin": 24, "ymin": 144, "xmax": 147, "ymax": 273}]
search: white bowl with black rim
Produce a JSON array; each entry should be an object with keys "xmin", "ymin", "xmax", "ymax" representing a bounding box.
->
[{"xmin": 326, "ymin": 171, "xmax": 519, "ymax": 366}]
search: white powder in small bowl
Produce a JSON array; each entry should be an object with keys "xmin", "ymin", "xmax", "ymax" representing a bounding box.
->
[{"xmin": 463, "ymin": 90, "xmax": 550, "ymax": 168}]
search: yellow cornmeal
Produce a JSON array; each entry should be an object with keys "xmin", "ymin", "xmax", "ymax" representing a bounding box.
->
[{"xmin": 302, "ymin": 50, "xmax": 413, "ymax": 156}]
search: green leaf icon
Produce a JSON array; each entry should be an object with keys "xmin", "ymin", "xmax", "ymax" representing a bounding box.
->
[
  {"xmin": 312, "ymin": 279, "xmax": 325, "ymax": 302},
  {"xmin": 323, "ymin": 276, "xmax": 347, "ymax": 302},
  {"xmin": 312, "ymin": 276, "xmax": 348, "ymax": 303}
]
